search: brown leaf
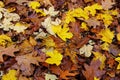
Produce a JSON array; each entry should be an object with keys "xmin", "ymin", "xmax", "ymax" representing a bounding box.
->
[
  {"xmin": 16, "ymin": 51, "xmax": 46, "ymax": 76},
  {"xmin": 0, "ymin": 45, "xmax": 19, "ymax": 62},
  {"xmin": 82, "ymin": 60, "xmax": 105, "ymax": 80},
  {"xmin": 60, "ymin": 70, "xmax": 78, "ymax": 79},
  {"xmin": 109, "ymin": 44, "xmax": 120, "ymax": 56},
  {"xmin": 84, "ymin": 0, "xmax": 94, "ymax": 3},
  {"xmin": 85, "ymin": 17, "xmax": 100, "ymax": 28}
]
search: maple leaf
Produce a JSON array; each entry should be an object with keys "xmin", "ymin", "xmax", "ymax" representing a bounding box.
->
[
  {"xmin": 28, "ymin": 1, "xmax": 40, "ymax": 9},
  {"xmin": 82, "ymin": 60, "xmax": 105, "ymax": 80},
  {"xmin": 52, "ymin": 25, "xmax": 73, "ymax": 41},
  {"xmin": 93, "ymin": 52, "xmax": 106, "ymax": 70},
  {"xmin": 0, "ymin": 45, "xmax": 19, "ymax": 62},
  {"xmin": 80, "ymin": 22, "xmax": 89, "ymax": 31},
  {"xmin": 101, "ymin": 0, "xmax": 115, "ymax": 10},
  {"xmin": 79, "ymin": 44, "xmax": 93, "ymax": 57},
  {"xmin": 45, "ymin": 73, "xmax": 58, "ymax": 80},
  {"xmin": 116, "ymin": 33, "xmax": 120, "ymax": 41},
  {"xmin": 84, "ymin": 3, "xmax": 102, "ymax": 16},
  {"xmin": 100, "ymin": 42, "xmax": 109, "ymax": 51},
  {"xmin": 115, "ymin": 55, "xmax": 120, "ymax": 69},
  {"xmin": 2, "ymin": 69, "xmax": 17, "ymax": 80},
  {"xmin": 0, "ymin": 34, "xmax": 12, "ymax": 46},
  {"xmin": 16, "ymin": 52, "xmax": 46, "ymax": 76},
  {"xmin": 44, "ymin": 6, "xmax": 59, "ymax": 16},
  {"xmin": 99, "ymin": 28, "xmax": 114, "ymax": 43},
  {"xmin": 45, "ymin": 48, "xmax": 63, "ymax": 66}
]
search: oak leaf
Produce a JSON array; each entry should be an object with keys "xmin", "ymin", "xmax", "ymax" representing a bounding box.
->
[
  {"xmin": 16, "ymin": 52, "xmax": 46, "ymax": 76},
  {"xmin": 0, "ymin": 45, "xmax": 19, "ymax": 62},
  {"xmin": 82, "ymin": 60, "xmax": 105, "ymax": 80},
  {"xmin": 101, "ymin": 0, "xmax": 115, "ymax": 10}
]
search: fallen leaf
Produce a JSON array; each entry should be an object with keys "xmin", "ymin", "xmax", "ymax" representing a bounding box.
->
[
  {"xmin": 2, "ymin": 69, "xmax": 17, "ymax": 80},
  {"xmin": 0, "ymin": 45, "xmax": 19, "ymax": 62},
  {"xmin": 109, "ymin": 44, "xmax": 120, "ymax": 56},
  {"xmin": 85, "ymin": 17, "xmax": 100, "ymax": 28},
  {"xmin": 79, "ymin": 44, "xmax": 93, "ymax": 57},
  {"xmin": 99, "ymin": 28, "xmax": 114, "ymax": 43},
  {"xmin": 101, "ymin": 0, "xmax": 115, "ymax": 10},
  {"xmin": 16, "ymin": 51, "xmax": 46, "ymax": 76},
  {"xmin": 93, "ymin": 52, "xmax": 106, "ymax": 70},
  {"xmin": 45, "ymin": 48, "xmax": 63, "ymax": 66},
  {"xmin": 82, "ymin": 60, "xmax": 105, "ymax": 80},
  {"xmin": 45, "ymin": 73, "xmax": 58, "ymax": 80}
]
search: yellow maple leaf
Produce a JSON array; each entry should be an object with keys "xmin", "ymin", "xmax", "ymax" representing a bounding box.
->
[
  {"xmin": 29, "ymin": 1, "xmax": 40, "ymax": 9},
  {"xmin": 100, "ymin": 42, "xmax": 109, "ymax": 51},
  {"xmin": 93, "ymin": 52, "xmax": 106, "ymax": 70},
  {"xmin": 84, "ymin": 3, "xmax": 102, "ymax": 16},
  {"xmin": 64, "ymin": 8, "xmax": 89, "ymax": 25},
  {"xmin": 28, "ymin": 1, "xmax": 46, "ymax": 16},
  {"xmin": 0, "ymin": 35, "xmax": 12, "ymax": 46},
  {"xmin": 99, "ymin": 28, "xmax": 114, "ymax": 43},
  {"xmin": 117, "ymin": 33, "xmax": 120, "ymax": 41},
  {"xmin": 115, "ymin": 55, "xmax": 120, "ymax": 69},
  {"xmin": 94, "ymin": 77, "xmax": 100, "ymax": 80},
  {"xmin": 96, "ymin": 13, "xmax": 113, "ymax": 27},
  {"xmin": 81, "ymin": 22, "xmax": 89, "ymax": 31},
  {"xmin": 45, "ymin": 49, "xmax": 63, "ymax": 66},
  {"xmin": 2, "ymin": 70, "xmax": 17, "ymax": 80},
  {"xmin": 52, "ymin": 25, "xmax": 73, "ymax": 41}
]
